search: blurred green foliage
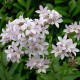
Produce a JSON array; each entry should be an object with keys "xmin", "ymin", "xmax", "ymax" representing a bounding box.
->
[{"xmin": 0, "ymin": 0, "xmax": 80, "ymax": 80}]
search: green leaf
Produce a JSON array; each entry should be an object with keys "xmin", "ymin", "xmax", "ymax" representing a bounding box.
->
[
  {"xmin": 76, "ymin": 57, "xmax": 80, "ymax": 64},
  {"xmin": 55, "ymin": 0, "xmax": 66, "ymax": 4},
  {"xmin": 72, "ymin": 6, "xmax": 80, "ymax": 17},
  {"xmin": 27, "ymin": 8, "xmax": 34, "ymax": 17},
  {"xmin": 72, "ymin": 0, "xmax": 80, "ymax": 17},
  {"xmin": 2, "ymin": 52, "xmax": 8, "ymax": 67},
  {"xmin": 13, "ymin": 3, "xmax": 24, "ymax": 10},
  {"xmin": 54, "ymin": 7, "xmax": 69, "ymax": 17},
  {"xmin": 0, "ymin": 0, "xmax": 3, "ymax": 2},
  {"xmin": 16, "ymin": 11, "xmax": 24, "ymax": 18},
  {"xmin": 18, "ymin": 0, "xmax": 26, "ymax": 7},
  {"xmin": 0, "ymin": 64, "xmax": 6, "ymax": 80},
  {"xmin": 69, "ymin": 0, "xmax": 76, "ymax": 13},
  {"xmin": 63, "ymin": 18, "xmax": 73, "ymax": 23},
  {"xmin": 7, "ymin": 62, "xmax": 18, "ymax": 78},
  {"xmin": 46, "ymin": 3, "xmax": 53, "ymax": 10},
  {"xmin": 26, "ymin": 0, "xmax": 32, "ymax": 11},
  {"xmin": 17, "ymin": 63, "xmax": 23, "ymax": 73},
  {"xmin": 76, "ymin": 40, "xmax": 80, "ymax": 45},
  {"xmin": 13, "ymin": 73, "xmax": 21, "ymax": 80},
  {"xmin": 63, "ymin": 72, "xmax": 80, "ymax": 80},
  {"xmin": 52, "ymin": 57, "xmax": 60, "ymax": 72},
  {"xmin": 37, "ymin": 76, "xmax": 44, "ymax": 80},
  {"xmin": 40, "ymin": 73, "xmax": 56, "ymax": 80}
]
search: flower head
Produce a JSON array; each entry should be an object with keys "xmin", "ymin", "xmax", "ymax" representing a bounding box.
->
[
  {"xmin": 64, "ymin": 22, "xmax": 80, "ymax": 40},
  {"xmin": 51, "ymin": 35, "xmax": 79, "ymax": 59}
]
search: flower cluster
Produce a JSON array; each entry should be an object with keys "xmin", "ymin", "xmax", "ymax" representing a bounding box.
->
[
  {"xmin": 0, "ymin": 5, "xmax": 80, "ymax": 73},
  {"xmin": 0, "ymin": 5, "xmax": 63, "ymax": 73},
  {"xmin": 5, "ymin": 42, "xmax": 24, "ymax": 63},
  {"xmin": 64, "ymin": 22, "xmax": 80, "ymax": 40},
  {"xmin": 51, "ymin": 35, "xmax": 79, "ymax": 59},
  {"xmin": 36, "ymin": 5, "xmax": 63, "ymax": 28},
  {"xmin": 26, "ymin": 57, "xmax": 49, "ymax": 73}
]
